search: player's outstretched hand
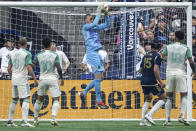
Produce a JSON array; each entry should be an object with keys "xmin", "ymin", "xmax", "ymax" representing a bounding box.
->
[
  {"xmin": 34, "ymin": 80, "xmax": 38, "ymax": 87},
  {"xmin": 60, "ymin": 79, "xmax": 64, "ymax": 86}
]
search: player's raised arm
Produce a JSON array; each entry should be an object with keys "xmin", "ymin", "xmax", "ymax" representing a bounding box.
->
[
  {"xmin": 97, "ymin": 15, "xmax": 110, "ymax": 31},
  {"xmin": 83, "ymin": 15, "xmax": 100, "ymax": 30}
]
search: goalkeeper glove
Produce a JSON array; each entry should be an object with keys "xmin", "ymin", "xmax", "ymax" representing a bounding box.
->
[
  {"xmin": 104, "ymin": 11, "xmax": 110, "ymax": 17},
  {"xmin": 97, "ymin": 4, "xmax": 103, "ymax": 15}
]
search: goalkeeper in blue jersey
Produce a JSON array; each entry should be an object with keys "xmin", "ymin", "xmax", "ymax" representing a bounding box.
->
[
  {"xmin": 79, "ymin": 5, "xmax": 110, "ymax": 109},
  {"xmin": 139, "ymin": 42, "xmax": 166, "ymax": 126}
]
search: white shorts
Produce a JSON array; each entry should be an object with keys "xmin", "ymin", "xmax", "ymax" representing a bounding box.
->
[
  {"xmin": 38, "ymin": 79, "xmax": 61, "ymax": 98},
  {"xmin": 166, "ymin": 75, "xmax": 187, "ymax": 93},
  {"xmin": 12, "ymin": 83, "xmax": 31, "ymax": 99}
]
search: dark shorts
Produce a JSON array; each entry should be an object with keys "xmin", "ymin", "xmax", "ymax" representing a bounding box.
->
[{"xmin": 142, "ymin": 83, "xmax": 165, "ymax": 96}]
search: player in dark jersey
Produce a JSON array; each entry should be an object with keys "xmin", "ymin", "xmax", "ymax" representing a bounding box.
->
[{"xmin": 139, "ymin": 42, "xmax": 166, "ymax": 126}]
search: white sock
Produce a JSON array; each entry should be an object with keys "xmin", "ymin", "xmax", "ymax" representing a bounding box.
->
[
  {"xmin": 148, "ymin": 100, "xmax": 165, "ymax": 117},
  {"xmin": 180, "ymin": 95, "xmax": 187, "ymax": 118},
  {"xmin": 52, "ymin": 100, "xmax": 59, "ymax": 120},
  {"xmin": 165, "ymin": 97, "xmax": 172, "ymax": 121},
  {"xmin": 22, "ymin": 99, "xmax": 30, "ymax": 123},
  {"xmin": 142, "ymin": 101, "xmax": 150, "ymax": 121},
  {"xmin": 34, "ymin": 100, "xmax": 42, "ymax": 120},
  {"xmin": 8, "ymin": 100, "xmax": 17, "ymax": 121}
]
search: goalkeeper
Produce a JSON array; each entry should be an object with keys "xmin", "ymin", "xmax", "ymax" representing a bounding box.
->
[{"xmin": 79, "ymin": 4, "xmax": 110, "ymax": 109}]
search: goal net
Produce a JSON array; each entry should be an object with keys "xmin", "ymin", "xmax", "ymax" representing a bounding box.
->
[{"xmin": 0, "ymin": 2, "xmax": 193, "ymax": 120}]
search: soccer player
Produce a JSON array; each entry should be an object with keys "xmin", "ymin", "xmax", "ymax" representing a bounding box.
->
[
  {"xmin": 82, "ymin": 49, "xmax": 110, "ymax": 75},
  {"xmin": 139, "ymin": 42, "xmax": 166, "ymax": 126},
  {"xmin": 79, "ymin": 5, "xmax": 110, "ymax": 109},
  {"xmin": 7, "ymin": 37, "xmax": 38, "ymax": 127},
  {"xmin": 161, "ymin": 31, "xmax": 195, "ymax": 126},
  {"xmin": 0, "ymin": 38, "xmax": 17, "ymax": 79},
  {"xmin": 51, "ymin": 40, "xmax": 70, "ymax": 74},
  {"xmin": 33, "ymin": 38, "xmax": 64, "ymax": 126}
]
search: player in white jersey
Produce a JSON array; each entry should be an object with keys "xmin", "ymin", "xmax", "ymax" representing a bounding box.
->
[
  {"xmin": 50, "ymin": 40, "xmax": 70, "ymax": 74},
  {"xmin": 82, "ymin": 50, "xmax": 110, "ymax": 75},
  {"xmin": 0, "ymin": 39, "xmax": 17, "ymax": 79},
  {"xmin": 33, "ymin": 38, "xmax": 64, "ymax": 126},
  {"xmin": 7, "ymin": 37, "xmax": 38, "ymax": 127},
  {"xmin": 161, "ymin": 31, "xmax": 195, "ymax": 126}
]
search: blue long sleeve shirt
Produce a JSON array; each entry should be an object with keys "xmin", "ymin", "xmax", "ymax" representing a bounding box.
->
[{"xmin": 82, "ymin": 15, "xmax": 110, "ymax": 53}]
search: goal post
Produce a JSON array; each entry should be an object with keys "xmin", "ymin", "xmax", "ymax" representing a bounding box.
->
[{"xmin": 0, "ymin": 2, "xmax": 193, "ymax": 121}]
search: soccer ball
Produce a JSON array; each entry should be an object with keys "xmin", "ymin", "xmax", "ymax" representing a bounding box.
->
[
  {"xmin": 103, "ymin": 3, "xmax": 109, "ymax": 12},
  {"xmin": 101, "ymin": 3, "xmax": 109, "ymax": 13}
]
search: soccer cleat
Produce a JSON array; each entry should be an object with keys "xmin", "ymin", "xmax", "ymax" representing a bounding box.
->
[
  {"xmin": 21, "ymin": 121, "xmax": 35, "ymax": 127},
  {"xmin": 7, "ymin": 120, "xmax": 18, "ymax": 127},
  {"xmin": 139, "ymin": 121, "xmax": 151, "ymax": 126},
  {"xmin": 97, "ymin": 101, "xmax": 109, "ymax": 109},
  {"xmin": 79, "ymin": 92, "xmax": 86, "ymax": 106},
  {"xmin": 178, "ymin": 117, "xmax": 190, "ymax": 126},
  {"xmin": 163, "ymin": 121, "xmax": 171, "ymax": 126},
  {"xmin": 33, "ymin": 120, "xmax": 39, "ymax": 126},
  {"xmin": 145, "ymin": 114, "xmax": 155, "ymax": 125},
  {"xmin": 50, "ymin": 120, "xmax": 58, "ymax": 126}
]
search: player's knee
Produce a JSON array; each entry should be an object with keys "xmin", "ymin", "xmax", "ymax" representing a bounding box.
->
[
  {"xmin": 12, "ymin": 98, "xmax": 18, "ymax": 104},
  {"xmin": 12, "ymin": 97, "xmax": 19, "ymax": 101},
  {"xmin": 158, "ymin": 94, "xmax": 167, "ymax": 101},
  {"xmin": 23, "ymin": 98, "xmax": 30, "ymax": 103},
  {"xmin": 145, "ymin": 95, "xmax": 152, "ymax": 102},
  {"xmin": 166, "ymin": 96, "xmax": 173, "ymax": 102}
]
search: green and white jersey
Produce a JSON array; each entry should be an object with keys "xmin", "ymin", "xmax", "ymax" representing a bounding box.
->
[
  {"xmin": 33, "ymin": 50, "xmax": 59, "ymax": 80},
  {"xmin": 8, "ymin": 48, "xmax": 32, "ymax": 84},
  {"xmin": 162, "ymin": 42, "xmax": 192, "ymax": 76}
]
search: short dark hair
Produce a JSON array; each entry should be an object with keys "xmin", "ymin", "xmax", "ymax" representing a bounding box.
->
[
  {"xmin": 84, "ymin": 14, "xmax": 91, "ymax": 20},
  {"xmin": 51, "ymin": 39, "xmax": 57, "ymax": 44},
  {"xmin": 144, "ymin": 41, "xmax": 152, "ymax": 46},
  {"xmin": 42, "ymin": 37, "xmax": 51, "ymax": 48},
  {"xmin": 18, "ymin": 37, "xmax": 27, "ymax": 46},
  {"xmin": 175, "ymin": 31, "xmax": 184, "ymax": 40}
]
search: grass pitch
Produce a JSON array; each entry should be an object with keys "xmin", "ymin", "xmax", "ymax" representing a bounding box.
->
[{"xmin": 0, "ymin": 121, "xmax": 196, "ymax": 131}]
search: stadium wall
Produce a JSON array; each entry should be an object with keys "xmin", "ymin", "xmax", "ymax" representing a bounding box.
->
[{"xmin": 0, "ymin": 80, "xmax": 196, "ymax": 119}]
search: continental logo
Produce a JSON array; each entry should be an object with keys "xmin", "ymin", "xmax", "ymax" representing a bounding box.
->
[{"xmin": 0, "ymin": 80, "xmax": 196, "ymax": 119}]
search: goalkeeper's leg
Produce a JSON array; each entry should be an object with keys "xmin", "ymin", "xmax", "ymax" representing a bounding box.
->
[
  {"xmin": 82, "ymin": 80, "xmax": 96, "ymax": 96},
  {"xmin": 94, "ymin": 72, "xmax": 108, "ymax": 109}
]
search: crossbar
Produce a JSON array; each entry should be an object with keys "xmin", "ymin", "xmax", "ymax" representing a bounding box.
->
[{"xmin": 0, "ymin": 2, "xmax": 192, "ymax": 7}]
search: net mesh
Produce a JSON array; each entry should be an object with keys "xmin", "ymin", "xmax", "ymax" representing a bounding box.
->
[{"xmin": 0, "ymin": 5, "xmax": 188, "ymax": 119}]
